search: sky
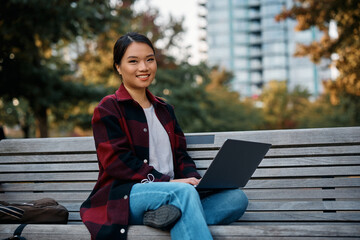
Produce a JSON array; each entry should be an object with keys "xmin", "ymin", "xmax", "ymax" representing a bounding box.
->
[{"xmin": 133, "ymin": 0, "xmax": 201, "ymax": 64}]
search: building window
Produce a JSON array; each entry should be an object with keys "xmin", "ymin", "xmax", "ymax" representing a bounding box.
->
[
  {"xmin": 262, "ymin": 42, "xmax": 286, "ymax": 54},
  {"xmin": 263, "ymin": 56, "xmax": 287, "ymax": 68},
  {"xmin": 264, "ymin": 68, "xmax": 287, "ymax": 81},
  {"xmin": 262, "ymin": 29, "xmax": 286, "ymax": 42},
  {"xmin": 234, "ymin": 46, "xmax": 248, "ymax": 56},
  {"xmin": 261, "ymin": 4, "xmax": 283, "ymax": 16}
]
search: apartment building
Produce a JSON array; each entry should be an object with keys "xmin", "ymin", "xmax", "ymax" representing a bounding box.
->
[{"xmin": 201, "ymin": 0, "xmax": 331, "ymax": 97}]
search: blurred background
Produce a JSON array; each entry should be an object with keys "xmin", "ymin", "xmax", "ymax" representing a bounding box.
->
[{"xmin": 0, "ymin": 0, "xmax": 359, "ymax": 138}]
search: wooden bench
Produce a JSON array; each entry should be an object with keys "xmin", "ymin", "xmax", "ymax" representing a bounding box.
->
[{"xmin": 0, "ymin": 127, "xmax": 359, "ymax": 239}]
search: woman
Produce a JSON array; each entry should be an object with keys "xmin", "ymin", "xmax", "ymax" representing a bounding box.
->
[{"xmin": 80, "ymin": 32, "xmax": 248, "ymax": 240}]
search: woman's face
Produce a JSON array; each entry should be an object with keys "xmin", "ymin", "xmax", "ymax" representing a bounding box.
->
[{"xmin": 116, "ymin": 42, "xmax": 157, "ymax": 91}]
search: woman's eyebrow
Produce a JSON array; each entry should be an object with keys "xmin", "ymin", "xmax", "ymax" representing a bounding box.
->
[{"xmin": 127, "ymin": 54, "xmax": 155, "ymax": 59}]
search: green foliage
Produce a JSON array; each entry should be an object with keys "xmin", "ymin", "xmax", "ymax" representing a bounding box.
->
[
  {"xmin": 149, "ymin": 64, "xmax": 265, "ymax": 133},
  {"xmin": 202, "ymin": 67, "xmax": 264, "ymax": 132},
  {"xmin": 259, "ymin": 80, "xmax": 359, "ymax": 129},
  {"xmin": 0, "ymin": 98, "xmax": 35, "ymax": 137},
  {"xmin": 260, "ymin": 81, "xmax": 311, "ymax": 129},
  {"xmin": 149, "ymin": 63, "xmax": 210, "ymax": 132},
  {"xmin": 297, "ymin": 93, "xmax": 360, "ymax": 128},
  {"xmin": 0, "ymin": 0, "xmax": 126, "ymax": 137}
]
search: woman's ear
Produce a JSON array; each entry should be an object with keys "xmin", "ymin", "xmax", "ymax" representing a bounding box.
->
[{"xmin": 115, "ymin": 64, "xmax": 122, "ymax": 75}]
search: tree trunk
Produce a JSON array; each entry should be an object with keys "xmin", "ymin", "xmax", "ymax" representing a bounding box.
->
[
  {"xmin": 20, "ymin": 110, "xmax": 31, "ymax": 138},
  {"xmin": 21, "ymin": 124, "xmax": 30, "ymax": 138},
  {"xmin": 35, "ymin": 107, "xmax": 48, "ymax": 138}
]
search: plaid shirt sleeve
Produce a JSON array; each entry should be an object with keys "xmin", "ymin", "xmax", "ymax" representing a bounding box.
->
[{"xmin": 92, "ymin": 97, "xmax": 171, "ymax": 182}]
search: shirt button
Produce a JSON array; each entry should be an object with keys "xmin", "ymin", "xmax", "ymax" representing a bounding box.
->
[
  {"xmin": 144, "ymin": 159, "xmax": 148, "ymax": 164},
  {"xmin": 124, "ymin": 195, "xmax": 128, "ymax": 199},
  {"xmin": 120, "ymin": 228, "xmax": 125, "ymax": 234},
  {"xmin": 143, "ymin": 128, "xmax": 148, "ymax": 132}
]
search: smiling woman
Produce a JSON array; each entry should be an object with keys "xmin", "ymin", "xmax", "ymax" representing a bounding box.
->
[
  {"xmin": 79, "ymin": 32, "xmax": 248, "ymax": 240},
  {"xmin": 114, "ymin": 41, "xmax": 157, "ymax": 108}
]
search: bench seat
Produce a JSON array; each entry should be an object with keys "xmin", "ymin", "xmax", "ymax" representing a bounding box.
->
[{"xmin": 1, "ymin": 127, "xmax": 359, "ymax": 239}]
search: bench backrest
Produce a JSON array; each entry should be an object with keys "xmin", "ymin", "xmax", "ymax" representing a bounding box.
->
[{"xmin": 1, "ymin": 127, "xmax": 360, "ymax": 224}]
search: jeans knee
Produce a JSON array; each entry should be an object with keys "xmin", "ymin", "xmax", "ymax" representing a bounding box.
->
[
  {"xmin": 170, "ymin": 182, "xmax": 200, "ymax": 202},
  {"xmin": 232, "ymin": 189, "xmax": 248, "ymax": 212}
]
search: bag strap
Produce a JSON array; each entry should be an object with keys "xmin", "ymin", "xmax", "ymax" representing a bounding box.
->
[
  {"xmin": 1, "ymin": 224, "xmax": 27, "ymax": 240},
  {"xmin": 0, "ymin": 204, "xmax": 24, "ymax": 220}
]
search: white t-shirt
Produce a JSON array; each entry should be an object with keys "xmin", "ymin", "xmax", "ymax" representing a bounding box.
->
[{"xmin": 143, "ymin": 105, "xmax": 174, "ymax": 179}]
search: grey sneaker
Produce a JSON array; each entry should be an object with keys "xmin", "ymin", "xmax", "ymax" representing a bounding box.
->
[{"xmin": 143, "ymin": 205, "xmax": 182, "ymax": 230}]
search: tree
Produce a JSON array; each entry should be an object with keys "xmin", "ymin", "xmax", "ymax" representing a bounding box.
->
[
  {"xmin": 0, "ymin": 98, "xmax": 34, "ymax": 138},
  {"xmin": 297, "ymin": 93, "xmax": 360, "ymax": 128},
  {"xmin": 276, "ymin": 0, "xmax": 360, "ymax": 102},
  {"xmin": 150, "ymin": 63, "xmax": 210, "ymax": 132},
  {"xmin": 201, "ymin": 67, "xmax": 264, "ymax": 132},
  {"xmin": 260, "ymin": 81, "xmax": 311, "ymax": 129},
  {"xmin": 0, "ymin": 0, "xmax": 130, "ymax": 137}
]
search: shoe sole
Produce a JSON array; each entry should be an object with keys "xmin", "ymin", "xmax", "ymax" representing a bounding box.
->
[{"xmin": 143, "ymin": 205, "xmax": 181, "ymax": 230}]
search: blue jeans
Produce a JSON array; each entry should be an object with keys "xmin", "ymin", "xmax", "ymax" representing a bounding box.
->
[{"xmin": 129, "ymin": 182, "xmax": 248, "ymax": 240}]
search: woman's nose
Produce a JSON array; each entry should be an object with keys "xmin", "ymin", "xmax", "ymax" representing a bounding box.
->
[{"xmin": 139, "ymin": 61, "xmax": 148, "ymax": 71}]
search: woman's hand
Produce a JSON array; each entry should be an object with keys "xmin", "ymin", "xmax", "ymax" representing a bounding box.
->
[{"xmin": 170, "ymin": 177, "xmax": 201, "ymax": 186}]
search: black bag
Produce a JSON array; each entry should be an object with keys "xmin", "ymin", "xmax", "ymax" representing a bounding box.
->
[{"xmin": 0, "ymin": 198, "xmax": 68, "ymax": 224}]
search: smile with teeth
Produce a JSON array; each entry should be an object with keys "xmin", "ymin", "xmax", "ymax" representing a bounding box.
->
[{"xmin": 137, "ymin": 74, "xmax": 150, "ymax": 80}]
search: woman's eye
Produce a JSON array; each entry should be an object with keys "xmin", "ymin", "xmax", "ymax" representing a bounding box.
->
[
  {"xmin": 147, "ymin": 58, "xmax": 155, "ymax": 62},
  {"xmin": 129, "ymin": 60, "xmax": 137, "ymax": 63}
]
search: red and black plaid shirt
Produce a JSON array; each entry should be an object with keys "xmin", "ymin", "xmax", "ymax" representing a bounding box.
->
[{"xmin": 80, "ymin": 84, "xmax": 201, "ymax": 240}]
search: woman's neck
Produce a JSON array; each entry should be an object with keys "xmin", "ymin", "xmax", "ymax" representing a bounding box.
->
[{"xmin": 124, "ymin": 85, "xmax": 151, "ymax": 108}]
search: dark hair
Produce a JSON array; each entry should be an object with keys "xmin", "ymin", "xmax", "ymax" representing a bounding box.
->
[{"xmin": 113, "ymin": 32, "xmax": 155, "ymax": 72}]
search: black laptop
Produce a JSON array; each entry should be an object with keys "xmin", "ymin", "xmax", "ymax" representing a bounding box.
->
[{"xmin": 195, "ymin": 139, "xmax": 271, "ymax": 190}]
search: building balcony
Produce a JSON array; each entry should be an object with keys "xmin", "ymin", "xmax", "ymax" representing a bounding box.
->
[
  {"xmin": 251, "ymin": 75, "xmax": 262, "ymax": 82},
  {"xmin": 249, "ymin": 11, "xmax": 261, "ymax": 19},
  {"xmin": 248, "ymin": 0, "xmax": 261, "ymax": 6},
  {"xmin": 250, "ymin": 64, "xmax": 263, "ymax": 70},
  {"xmin": 249, "ymin": 24, "xmax": 261, "ymax": 32},
  {"xmin": 249, "ymin": 36, "xmax": 262, "ymax": 44},
  {"xmin": 249, "ymin": 50, "xmax": 262, "ymax": 57}
]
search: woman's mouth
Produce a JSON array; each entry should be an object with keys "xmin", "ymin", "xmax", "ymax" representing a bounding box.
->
[{"xmin": 137, "ymin": 74, "xmax": 150, "ymax": 80}]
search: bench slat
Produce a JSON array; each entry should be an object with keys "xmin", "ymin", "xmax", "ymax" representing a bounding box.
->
[
  {"xmin": 240, "ymin": 212, "xmax": 360, "ymax": 222},
  {"xmin": 61, "ymin": 200, "xmax": 360, "ymax": 213},
  {"xmin": 67, "ymin": 211, "xmax": 360, "ymax": 222},
  {"xmin": 1, "ymin": 178, "xmax": 359, "ymax": 192},
  {"xmin": 2, "ymin": 166, "xmax": 359, "ymax": 180},
  {"xmin": 0, "ymin": 163, "xmax": 99, "ymax": 172},
  {"xmin": 247, "ymin": 200, "xmax": 360, "ymax": 211},
  {"xmin": 188, "ymin": 145, "xmax": 360, "ymax": 159},
  {"xmin": 0, "ymin": 127, "xmax": 359, "ymax": 154},
  {"xmin": 258, "ymin": 156, "xmax": 360, "ymax": 167},
  {"xmin": 1, "ymin": 155, "xmax": 359, "ymax": 168},
  {"xmin": 195, "ymin": 156, "xmax": 360, "ymax": 168},
  {"xmin": 55, "ymin": 200, "xmax": 360, "ymax": 212},
  {"xmin": 200, "ymin": 166, "xmax": 360, "ymax": 178},
  {"xmin": 0, "ymin": 137, "xmax": 95, "ymax": 154},
  {"xmin": 1, "ymin": 188, "xmax": 359, "ymax": 202},
  {"xmin": 245, "ymin": 178, "xmax": 360, "ymax": 189},
  {"xmin": 2, "ymin": 163, "xmax": 359, "ymax": 178},
  {"xmin": 244, "ymin": 188, "xmax": 360, "ymax": 200},
  {"xmin": 211, "ymin": 127, "xmax": 360, "ymax": 147},
  {"xmin": 252, "ymin": 166, "xmax": 360, "ymax": 178},
  {"xmin": 0, "ymin": 154, "xmax": 97, "ymax": 163},
  {"xmin": 0, "ymin": 224, "xmax": 359, "ymax": 240},
  {"xmin": 0, "ymin": 172, "xmax": 98, "ymax": 182}
]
